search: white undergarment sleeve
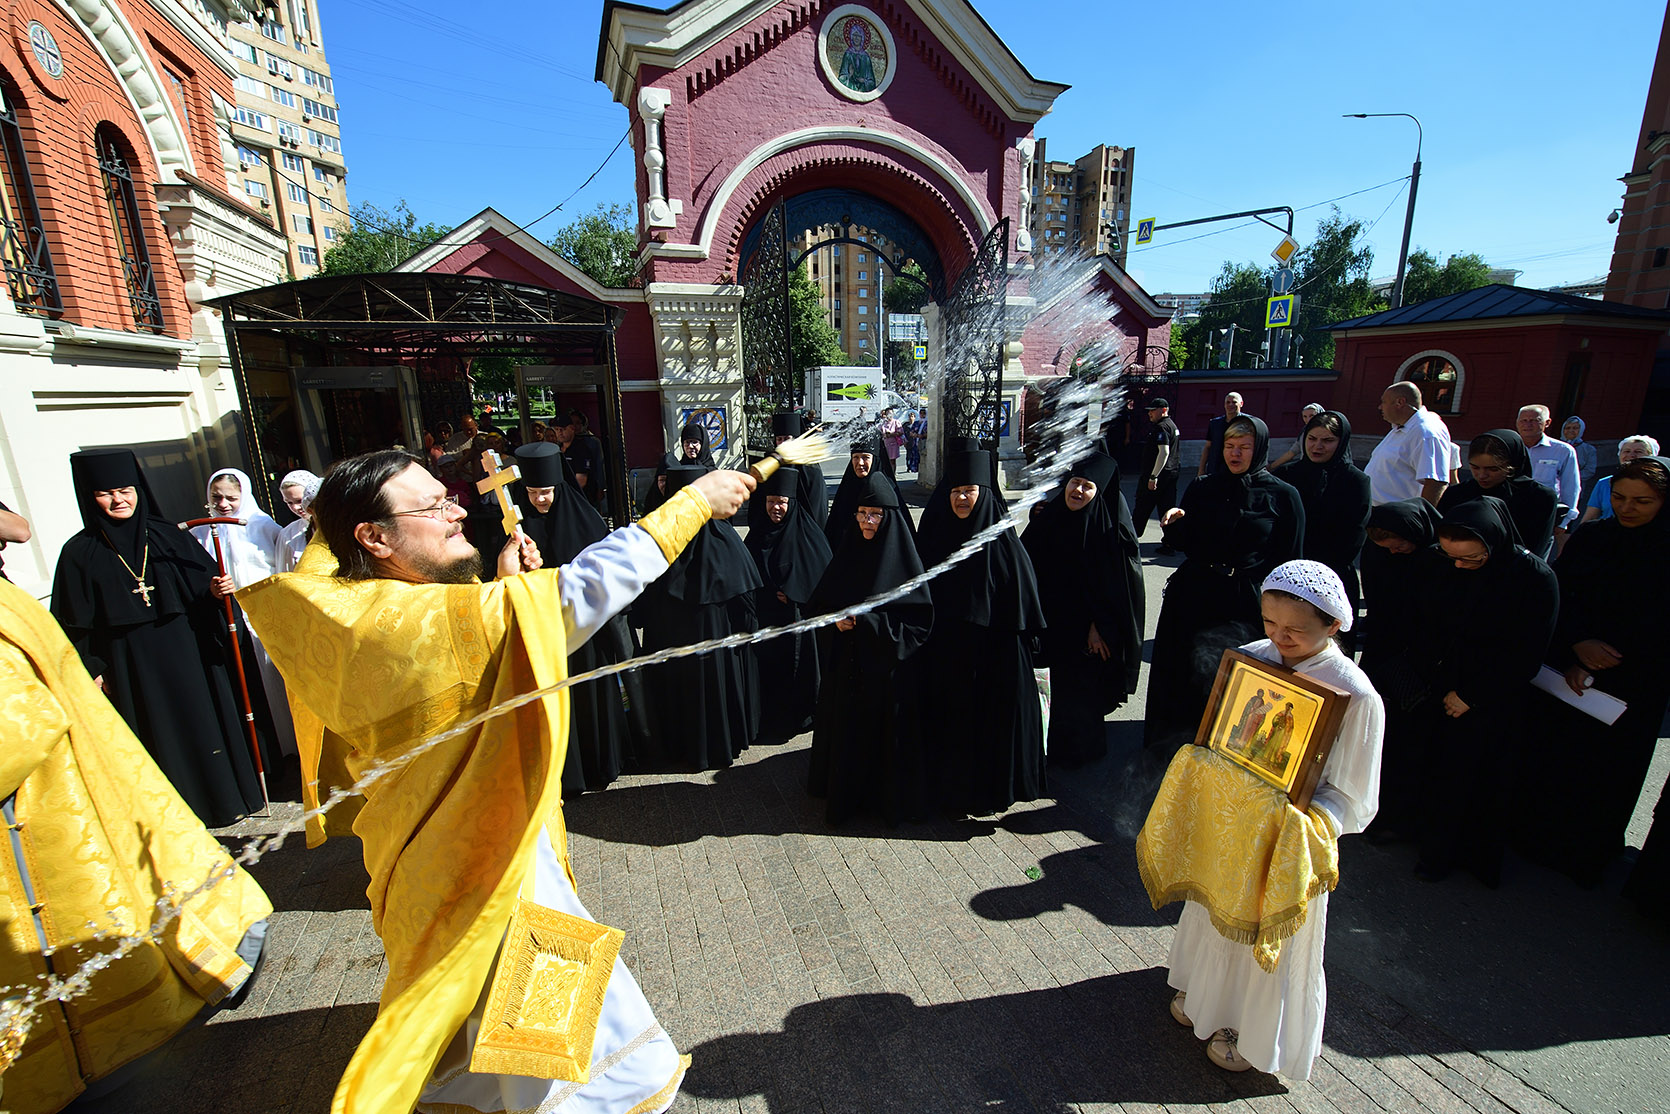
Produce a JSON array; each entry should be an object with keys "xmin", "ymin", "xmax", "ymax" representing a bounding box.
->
[{"xmin": 555, "ymin": 525, "xmax": 670, "ymax": 650}]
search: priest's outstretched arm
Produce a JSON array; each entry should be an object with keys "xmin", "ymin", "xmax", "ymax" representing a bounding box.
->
[{"xmin": 504, "ymin": 468, "xmax": 754, "ymax": 649}]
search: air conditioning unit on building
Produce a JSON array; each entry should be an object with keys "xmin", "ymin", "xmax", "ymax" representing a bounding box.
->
[
  {"xmin": 260, "ymin": 198, "xmax": 270, "ymax": 208},
  {"xmin": 301, "ymin": 113, "xmax": 310, "ymax": 122}
]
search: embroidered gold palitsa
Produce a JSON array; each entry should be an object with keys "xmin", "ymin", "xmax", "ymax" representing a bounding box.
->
[
  {"xmin": 0, "ymin": 579, "xmax": 271, "ymax": 1114},
  {"xmin": 239, "ymin": 486, "xmax": 713, "ymax": 1114},
  {"xmin": 1136, "ymin": 745, "xmax": 1339, "ymax": 974}
]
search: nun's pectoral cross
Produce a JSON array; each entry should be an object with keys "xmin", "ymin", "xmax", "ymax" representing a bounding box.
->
[
  {"xmin": 133, "ymin": 580, "xmax": 154, "ymax": 607},
  {"xmin": 477, "ymin": 449, "xmax": 524, "ymax": 536}
]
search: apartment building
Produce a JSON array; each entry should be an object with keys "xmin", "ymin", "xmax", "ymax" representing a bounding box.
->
[
  {"xmin": 1028, "ymin": 138, "xmax": 1134, "ymax": 269},
  {"xmin": 793, "ymin": 225, "xmax": 908, "ymax": 363},
  {"xmin": 227, "ymin": 1, "xmax": 348, "ymax": 274}
]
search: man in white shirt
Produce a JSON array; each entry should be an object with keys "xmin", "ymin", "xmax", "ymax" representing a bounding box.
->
[
  {"xmin": 1365, "ymin": 382, "xmax": 1451, "ymax": 506},
  {"xmin": 1516, "ymin": 404, "xmax": 1581, "ymax": 548}
]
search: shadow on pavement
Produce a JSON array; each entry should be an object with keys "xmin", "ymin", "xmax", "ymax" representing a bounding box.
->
[
  {"xmin": 567, "ymin": 746, "xmax": 1016, "ymax": 846},
  {"xmin": 681, "ymin": 969, "xmax": 1288, "ymax": 1111}
]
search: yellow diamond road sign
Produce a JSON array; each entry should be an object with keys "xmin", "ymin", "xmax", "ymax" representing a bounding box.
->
[
  {"xmin": 1266, "ymin": 294, "xmax": 1295, "ymax": 329},
  {"xmin": 1271, "ymin": 235, "xmax": 1300, "ymax": 265},
  {"xmin": 1135, "ymin": 218, "xmax": 1156, "ymax": 245}
]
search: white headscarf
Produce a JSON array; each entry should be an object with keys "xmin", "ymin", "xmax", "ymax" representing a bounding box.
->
[
  {"xmin": 1261, "ymin": 559, "xmax": 1353, "ymax": 632},
  {"xmin": 279, "ymin": 468, "xmax": 323, "ymax": 511},
  {"xmin": 191, "ymin": 467, "xmax": 282, "ymax": 589}
]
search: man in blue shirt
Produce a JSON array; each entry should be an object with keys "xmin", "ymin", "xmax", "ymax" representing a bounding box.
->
[{"xmin": 1517, "ymin": 403, "xmax": 1581, "ymax": 554}]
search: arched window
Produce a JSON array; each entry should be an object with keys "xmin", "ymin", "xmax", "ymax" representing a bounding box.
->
[
  {"xmin": 1396, "ymin": 350, "xmax": 1464, "ymax": 414},
  {"xmin": 94, "ymin": 125, "xmax": 163, "ymax": 332},
  {"xmin": 0, "ymin": 75, "xmax": 59, "ymax": 316}
]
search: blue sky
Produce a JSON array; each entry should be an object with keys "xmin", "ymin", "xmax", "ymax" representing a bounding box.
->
[{"xmin": 322, "ymin": 0, "xmax": 1663, "ymax": 295}]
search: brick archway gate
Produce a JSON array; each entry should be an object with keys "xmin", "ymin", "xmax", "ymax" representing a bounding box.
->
[{"xmin": 598, "ymin": 0, "xmax": 1066, "ymax": 470}]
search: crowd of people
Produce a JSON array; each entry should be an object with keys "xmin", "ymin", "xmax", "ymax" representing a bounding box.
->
[{"xmin": 5, "ymin": 381, "xmax": 1667, "ymax": 1109}]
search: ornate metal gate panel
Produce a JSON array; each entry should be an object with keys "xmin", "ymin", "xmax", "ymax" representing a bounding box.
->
[
  {"xmin": 739, "ymin": 200, "xmax": 793, "ymax": 451},
  {"xmin": 940, "ymin": 217, "xmax": 1009, "ymax": 445}
]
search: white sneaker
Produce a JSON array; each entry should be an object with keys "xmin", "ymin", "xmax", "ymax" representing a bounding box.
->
[
  {"xmin": 1169, "ymin": 991, "xmax": 1191, "ymax": 1027},
  {"xmin": 1207, "ymin": 1028, "xmax": 1252, "ymax": 1072}
]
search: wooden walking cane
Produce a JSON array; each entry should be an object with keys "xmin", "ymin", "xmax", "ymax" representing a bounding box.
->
[{"xmin": 180, "ymin": 516, "xmax": 271, "ymax": 814}]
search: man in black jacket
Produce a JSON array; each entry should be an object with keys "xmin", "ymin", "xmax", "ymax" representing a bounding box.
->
[{"xmin": 1133, "ymin": 397, "xmax": 1180, "ymax": 553}]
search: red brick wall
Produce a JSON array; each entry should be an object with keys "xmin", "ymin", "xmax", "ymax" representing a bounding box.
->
[
  {"xmin": 1020, "ymin": 269, "xmax": 1171, "ymax": 378},
  {"xmin": 4, "ymin": 0, "xmax": 238, "ymax": 338},
  {"xmin": 637, "ymin": 0, "xmax": 1028, "ymax": 286},
  {"xmin": 1331, "ymin": 322, "xmax": 1663, "ymax": 441}
]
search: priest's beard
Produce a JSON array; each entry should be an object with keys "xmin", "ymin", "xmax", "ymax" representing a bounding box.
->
[{"xmin": 401, "ymin": 548, "xmax": 484, "ymax": 584}]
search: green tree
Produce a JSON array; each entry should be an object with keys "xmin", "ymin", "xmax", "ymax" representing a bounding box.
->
[
  {"xmin": 1177, "ymin": 262, "xmax": 1269, "ymax": 369},
  {"xmin": 546, "ymin": 202, "xmax": 639, "ymax": 288},
  {"xmin": 1168, "ymin": 321, "xmax": 1191, "ymax": 372},
  {"xmin": 1401, "ymin": 249, "xmax": 1494, "ymax": 306},
  {"xmin": 882, "ymin": 260, "xmax": 931, "ymax": 313},
  {"xmin": 789, "ymin": 268, "xmax": 845, "ymax": 377},
  {"xmin": 849, "ymin": 345, "xmax": 880, "ymax": 367},
  {"xmin": 1290, "ymin": 208, "xmax": 1380, "ymax": 369},
  {"xmin": 318, "ymin": 200, "xmax": 449, "ymax": 275}
]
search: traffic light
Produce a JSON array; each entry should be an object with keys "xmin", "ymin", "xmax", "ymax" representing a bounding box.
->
[{"xmin": 1218, "ymin": 325, "xmax": 1236, "ymax": 368}]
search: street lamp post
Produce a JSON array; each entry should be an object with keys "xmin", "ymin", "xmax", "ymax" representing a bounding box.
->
[{"xmin": 1345, "ymin": 112, "xmax": 1422, "ymax": 309}]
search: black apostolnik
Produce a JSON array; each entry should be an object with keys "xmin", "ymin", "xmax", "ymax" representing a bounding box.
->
[
  {"xmin": 826, "ymin": 431, "xmax": 913, "ymax": 549},
  {"xmin": 51, "ymin": 448, "xmax": 268, "ymax": 826},
  {"xmin": 513, "ymin": 442, "xmax": 651, "ymax": 792},
  {"xmin": 634, "ymin": 463, "xmax": 761, "ymax": 772},
  {"xmin": 808, "ymin": 473, "xmax": 933, "ymax": 825},
  {"xmin": 1021, "ymin": 444, "xmax": 1145, "ymax": 767},
  {"xmin": 917, "ymin": 449, "xmax": 1047, "ymax": 812},
  {"xmin": 1144, "ymin": 415, "xmax": 1304, "ymax": 751},
  {"xmin": 1437, "ymin": 427, "xmax": 1558, "ymax": 560},
  {"xmin": 743, "ymin": 465, "xmax": 833, "ymax": 745}
]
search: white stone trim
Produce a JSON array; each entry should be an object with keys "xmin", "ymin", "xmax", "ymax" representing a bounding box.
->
[
  {"xmin": 1395, "ymin": 348, "xmax": 1466, "ymax": 413},
  {"xmin": 142, "ymin": 0, "xmax": 246, "ymax": 79},
  {"xmin": 817, "ymin": 5, "xmax": 897, "ymax": 104},
  {"xmin": 651, "ymin": 124, "xmax": 995, "ymax": 264},
  {"xmin": 55, "ymin": 0, "xmax": 198, "ymax": 178},
  {"xmin": 637, "ymin": 87, "xmax": 680, "ymax": 228}
]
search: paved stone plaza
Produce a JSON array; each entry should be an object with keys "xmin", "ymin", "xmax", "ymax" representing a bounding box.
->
[{"xmin": 65, "ymin": 489, "xmax": 1670, "ymax": 1114}]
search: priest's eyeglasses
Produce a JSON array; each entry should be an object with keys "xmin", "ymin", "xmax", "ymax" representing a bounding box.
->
[{"xmin": 388, "ymin": 495, "xmax": 463, "ymax": 520}]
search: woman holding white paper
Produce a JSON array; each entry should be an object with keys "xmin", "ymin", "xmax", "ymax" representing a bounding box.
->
[{"xmin": 1519, "ymin": 456, "xmax": 1670, "ymax": 888}]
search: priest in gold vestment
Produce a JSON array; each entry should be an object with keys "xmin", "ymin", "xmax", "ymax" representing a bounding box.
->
[
  {"xmin": 0, "ymin": 578, "xmax": 272, "ymax": 1114},
  {"xmin": 239, "ymin": 450, "xmax": 755, "ymax": 1114}
]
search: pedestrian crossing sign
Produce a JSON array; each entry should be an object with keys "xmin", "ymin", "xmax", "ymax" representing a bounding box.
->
[
  {"xmin": 1265, "ymin": 294, "xmax": 1294, "ymax": 328},
  {"xmin": 913, "ymin": 344, "xmax": 927, "ymax": 361},
  {"xmin": 1135, "ymin": 218, "xmax": 1156, "ymax": 245}
]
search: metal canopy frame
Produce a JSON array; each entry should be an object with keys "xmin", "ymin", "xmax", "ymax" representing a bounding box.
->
[{"xmin": 206, "ymin": 271, "xmax": 633, "ymax": 524}]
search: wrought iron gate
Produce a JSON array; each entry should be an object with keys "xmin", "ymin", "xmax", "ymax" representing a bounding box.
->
[
  {"xmin": 939, "ymin": 217, "xmax": 1009, "ymax": 446},
  {"xmin": 739, "ymin": 201, "xmax": 793, "ymax": 451}
]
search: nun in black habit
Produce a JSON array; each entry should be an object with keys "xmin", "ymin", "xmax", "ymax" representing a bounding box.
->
[
  {"xmin": 1437, "ymin": 428, "xmax": 1558, "ymax": 560},
  {"xmin": 744, "ymin": 465, "xmax": 833, "ymax": 745},
  {"xmin": 50, "ymin": 448, "xmax": 265, "ymax": 826},
  {"xmin": 1021, "ymin": 445, "xmax": 1145, "ymax": 767},
  {"xmin": 1358, "ymin": 498, "xmax": 1447, "ymax": 836},
  {"xmin": 1517, "ymin": 456, "xmax": 1670, "ymax": 887},
  {"xmin": 808, "ymin": 473, "xmax": 934, "ymax": 825},
  {"xmin": 826, "ymin": 432, "xmax": 913, "ymax": 548},
  {"xmin": 514, "ymin": 442, "xmax": 651, "ymax": 793},
  {"xmin": 1410, "ymin": 497, "xmax": 1558, "ymax": 885},
  {"xmin": 635, "ymin": 463, "xmax": 762, "ymax": 771},
  {"xmin": 771, "ymin": 411, "xmax": 829, "ymax": 529},
  {"xmin": 1270, "ymin": 409, "xmax": 1371, "ymax": 648},
  {"xmin": 642, "ymin": 420, "xmax": 717, "ymax": 513},
  {"xmin": 918, "ymin": 449, "xmax": 1048, "ymax": 812},
  {"xmin": 1144, "ymin": 415, "xmax": 1305, "ymax": 751},
  {"xmin": 918, "ymin": 435, "xmax": 1009, "ymax": 539}
]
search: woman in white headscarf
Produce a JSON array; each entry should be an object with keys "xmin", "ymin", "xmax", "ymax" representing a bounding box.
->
[
  {"xmin": 273, "ymin": 469, "xmax": 322, "ymax": 573},
  {"xmin": 189, "ymin": 467, "xmax": 295, "ymax": 755},
  {"xmin": 1160, "ymin": 560, "xmax": 1384, "ymax": 1080}
]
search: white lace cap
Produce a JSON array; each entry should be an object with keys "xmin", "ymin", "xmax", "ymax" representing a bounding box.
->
[{"xmin": 1261, "ymin": 560, "xmax": 1353, "ymax": 631}]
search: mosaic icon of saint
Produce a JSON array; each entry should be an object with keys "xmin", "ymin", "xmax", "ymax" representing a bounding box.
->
[{"xmin": 838, "ymin": 18, "xmax": 879, "ymax": 93}]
